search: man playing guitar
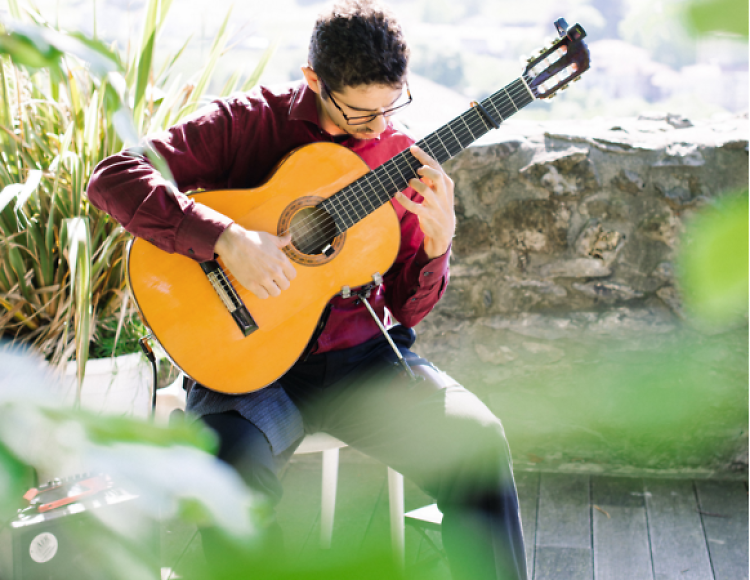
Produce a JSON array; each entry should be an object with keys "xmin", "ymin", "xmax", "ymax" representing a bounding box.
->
[{"xmin": 87, "ymin": 1, "xmax": 528, "ymax": 578}]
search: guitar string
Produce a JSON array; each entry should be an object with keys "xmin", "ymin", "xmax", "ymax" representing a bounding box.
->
[
  {"xmin": 225, "ymin": 74, "xmax": 539, "ymax": 271},
  {"xmin": 278, "ymin": 81, "xmax": 531, "ymax": 254},
  {"xmin": 221, "ymin": 80, "xmax": 533, "ymax": 288},
  {"xmin": 269, "ymin": 79, "xmax": 529, "ymax": 243},
  {"xmin": 220, "ymin": 81, "xmax": 534, "ymax": 287},
  {"xmin": 286, "ymin": 81, "xmax": 532, "ymax": 254},
  {"xmin": 285, "ymin": 79, "xmax": 533, "ymax": 249},
  {"xmin": 273, "ymin": 79, "xmax": 531, "ymax": 249}
]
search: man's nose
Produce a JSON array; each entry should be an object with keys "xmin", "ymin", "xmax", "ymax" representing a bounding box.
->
[{"xmin": 368, "ymin": 114, "xmax": 388, "ymax": 133}]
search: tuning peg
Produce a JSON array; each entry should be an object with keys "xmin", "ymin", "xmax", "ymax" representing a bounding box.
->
[{"xmin": 573, "ymin": 76, "xmax": 582, "ymax": 82}]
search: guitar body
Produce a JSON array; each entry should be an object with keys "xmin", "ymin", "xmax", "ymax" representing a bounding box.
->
[{"xmin": 128, "ymin": 142, "xmax": 401, "ymax": 394}]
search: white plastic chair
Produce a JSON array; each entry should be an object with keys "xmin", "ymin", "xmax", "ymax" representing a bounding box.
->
[
  {"xmin": 154, "ymin": 376, "xmax": 407, "ymax": 566},
  {"xmin": 294, "ymin": 432, "xmax": 405, "ymax": 566}
]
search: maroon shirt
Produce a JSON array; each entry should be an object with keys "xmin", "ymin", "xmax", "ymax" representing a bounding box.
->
[{"xmin": 87, "ymin": 81, "xmax": 450, "ymax": 354}]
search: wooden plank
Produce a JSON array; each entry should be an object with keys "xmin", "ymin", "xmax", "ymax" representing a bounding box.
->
[
  {"xmin": 536, "ymin": 473, "xmax": 591, "ymax": 549},
  {"xmin": 535, "ymin": 547, "xmax": 592, "ymax": 580},
  {"xmin": 695, "ymin": 479, "xmax": 749, "ymax": 580},
  {"xmin": 514, "ymin": 470, "xmax": 539, "ymax": 576},
  {"xmin": 534, "ymin": 473, "xmax": 591, "ymax": 580},
  {"xmin": 644, "ymin": 478, "xmax": 713, "ymax": 580},
  {"xmin": 592, "ymin": 476, "xmax": 653, "ymax": 580}
]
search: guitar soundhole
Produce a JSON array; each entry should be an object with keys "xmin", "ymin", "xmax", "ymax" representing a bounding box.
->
[
  {"xmin": 278, "ymin": 196, "xmax": 345, "ymax": 266},
  {"xmin": 290, "ymin": 207, "xmax": 336, "ymax": 255}
]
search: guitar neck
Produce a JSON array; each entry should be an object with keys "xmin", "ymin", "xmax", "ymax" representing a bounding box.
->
[{"xmin": 321, "ymin": 76, "xmax": 536, "ymax": 233}]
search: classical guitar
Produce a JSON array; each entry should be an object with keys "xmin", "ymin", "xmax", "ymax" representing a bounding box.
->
[{"xmin": 127, "ymin": 20, "xmax": 591, "ymax": 394}]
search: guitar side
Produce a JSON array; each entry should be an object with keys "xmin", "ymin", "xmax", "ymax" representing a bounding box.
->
[{"xmin": 127, "ymin": 142, "xmax": 401, "ymax": 394}]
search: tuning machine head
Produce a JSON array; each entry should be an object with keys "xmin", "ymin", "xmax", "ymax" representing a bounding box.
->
[{"xmin": 555, "ymin": 18, "xmax": 569, "ymax": 37}]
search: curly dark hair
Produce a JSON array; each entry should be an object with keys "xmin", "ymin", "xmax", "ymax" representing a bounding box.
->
[{"xmin": 308, "ymin": 0, "xmax": 409, "ymax": 93}]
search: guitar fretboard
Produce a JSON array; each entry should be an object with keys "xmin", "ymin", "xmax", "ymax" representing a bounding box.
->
[{"xmin": 320, "ymin": 76, "xmax": 535, "ymax": 233}]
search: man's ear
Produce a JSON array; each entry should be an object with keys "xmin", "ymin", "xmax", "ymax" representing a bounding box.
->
[{"xmin": 301, "ymin": 66, "xmax": 322, "ymax": 94}]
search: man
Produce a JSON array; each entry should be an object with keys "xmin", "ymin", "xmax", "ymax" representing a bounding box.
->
[{"xmin": 87, "ymin": 1, "xmax": 528, "ymax": 578}]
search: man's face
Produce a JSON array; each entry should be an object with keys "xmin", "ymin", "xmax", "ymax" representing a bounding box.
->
[{"xmin": 318, "ymin": 82, "xmax": 406, "ymax": 140}]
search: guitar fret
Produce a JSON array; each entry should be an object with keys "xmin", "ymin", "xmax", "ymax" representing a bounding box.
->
[
  {"xmin": 431, "ymin": 131, "xmax": 452, "ymax": 162},
  {"xmin": 504, "ymin": 87, "xmax": 519, "ymax": 112},
  {"xmin": 461, "ymin": 114, "xmax": 477, "ymax": 140},
  {"xmin": 322, "ymin": 197, "xmax": 345, "ymax": 233},
  {"xmin": 392, "ymin": 155, "xmax": 410, "ymax": 186},
  {"xmin": 420, "ymin": 138, "xmax": 440, "ymax": 162},
  {"xmin": 433, "ymin": 129, "xmax": 453, "ymax": 159},
  {"xmin": 346, "ymin": 182, "xmax": 368, "ymax": 222},
  {"xmin": 365, "ymin": 172, "xmax": 388, "ymax": 205},
  {"xmin": 487, "ymin": 98, "xmax": 505, "ymax": 123},
  {"xmin": 475, "ymin": 109, "xmax": 490, "ymax": 131},
  {"xmin": 342, "ymin": 191, "xmax": 360, "ymax": 228},
  {"xmin": 370, "ymin": 167, "xmax": 390, "ymax": 201},
  {"xmin": 378, "ymin": 164, "xmax": 401, "ymax": 193},
  {"xmin": 331, "ymin": 195, "xmax": 351, "ymax": 230},
  {"xmin": 358, "ymin": 181, "xmax": 377, "ymax": 213},
  {"xmin": 442, "ymin": 124, "xmax": 462, "ymax": 155},
  {"xmin": 446, "ymin": 121, "xmax": 466, "ymax": 150},
  {"xmin": 345, "ymin": 182, "xmax": 364, "ymax": 224}
]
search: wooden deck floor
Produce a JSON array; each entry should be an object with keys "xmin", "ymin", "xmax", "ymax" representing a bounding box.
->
[{"xmin": 162, "ymin": 449, "xmax": 748, "ymax": 580}]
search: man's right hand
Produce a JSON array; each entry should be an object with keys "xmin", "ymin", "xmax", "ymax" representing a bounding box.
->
[{"xmin": 214, "ymin": 223, "xmax": 297, "ymax": 299}]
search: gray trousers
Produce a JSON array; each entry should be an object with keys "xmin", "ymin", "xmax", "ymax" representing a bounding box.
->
[{"xmin": 200, "ymin": 333, "xmax": 528, "ymax": 580}]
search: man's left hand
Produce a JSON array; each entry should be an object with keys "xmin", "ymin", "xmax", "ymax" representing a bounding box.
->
[{"xmin": 395, "ymin": 145, "xmax": 456, "ymax": 259}]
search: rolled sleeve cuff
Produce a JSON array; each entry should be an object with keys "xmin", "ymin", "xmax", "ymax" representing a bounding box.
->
[
  {"xmin": 414, "ymin": 243, "xmax": 450, "ymax": 289},
  {"xmin": 174, "ymin": 202, "xmax": 234, "ymax": 262}
]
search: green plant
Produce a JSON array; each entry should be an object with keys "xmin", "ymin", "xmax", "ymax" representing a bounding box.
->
[{"xmin": 0, "ymin": 0, "xmax": 275, "ymax": 374}]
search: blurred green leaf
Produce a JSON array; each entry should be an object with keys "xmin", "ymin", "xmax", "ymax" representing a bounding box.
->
[
  {"xmin": 0, "ymin": 31, "xmax": 62, "ymax": 70},
  {"xmin": 0, "ymin": 24, "xmax": 121, "ymax": 77},
  {"xmin": 687, "ymin": 0, "xmax": 749, "ymax": 37},
  {"xmin": 0, "ymin": 441, "xmax": 30, "ymax": 525},
  {"xmin": 678, "ymin": 192, "xmax": 749, "ymax": 326},
  {"xmin": 41, "ymin": 407, "xmax": 217, "ymax": 452}
]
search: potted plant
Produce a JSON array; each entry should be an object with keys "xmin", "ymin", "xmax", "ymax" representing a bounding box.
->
[{"xmin": 0, "ymin": 0, "xmax": 274, "ymax": 415}]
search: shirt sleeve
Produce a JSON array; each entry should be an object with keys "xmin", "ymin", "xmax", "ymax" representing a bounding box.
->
[
  {"xmin": 382, "ymin": 189, "xmax": 451, "ymax": 328},
  {"xmin": 86, "ymin": 99, "xmax": 247, "ymax": 262}
]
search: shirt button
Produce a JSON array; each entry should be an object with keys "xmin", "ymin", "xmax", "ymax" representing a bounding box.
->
[
  {"xmin": 423, "ymin": 272, "xmax": 432, "ymax": 276},
  {"xmin": 188, "ymin": 248, "xmax": 195, "ymax": 255}
]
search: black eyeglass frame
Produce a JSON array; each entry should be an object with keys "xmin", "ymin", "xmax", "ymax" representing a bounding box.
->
[{"xmin": 321, "ymin": 80, "xmax": 412, "ymax": 126}]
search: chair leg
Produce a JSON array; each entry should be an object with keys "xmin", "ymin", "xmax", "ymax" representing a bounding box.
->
[
  {"xmin": 320, "ymin": 447, "xmax": 339, "ymax": 549},
  {"xmin": 387, "ymin": 468, "xmax": 405, "ymax": 570}
]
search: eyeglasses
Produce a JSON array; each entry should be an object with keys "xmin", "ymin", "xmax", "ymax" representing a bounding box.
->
[{"xmin": 321, "ymin": 80, "xmax": 412, "ymax": 126}]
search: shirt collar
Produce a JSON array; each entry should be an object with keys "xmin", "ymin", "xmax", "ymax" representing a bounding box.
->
[{"xmin": 288, "ymin": 82, "xmax": 321, "ymax": 126}]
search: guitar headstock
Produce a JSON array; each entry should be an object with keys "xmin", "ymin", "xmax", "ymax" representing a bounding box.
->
[{"xmin": 524, "ymin": 20, "xmax": 590, "ymax": 100}]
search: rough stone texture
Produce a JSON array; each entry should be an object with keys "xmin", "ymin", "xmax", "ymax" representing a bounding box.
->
[{"xmin": 411, "ymin": 113, "xmax": 749, "ymax": 475}]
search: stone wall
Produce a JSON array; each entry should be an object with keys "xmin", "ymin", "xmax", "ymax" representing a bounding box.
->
[{"xmin": 412, "ymin": 113, "xmax": 749, "ymax": 476}]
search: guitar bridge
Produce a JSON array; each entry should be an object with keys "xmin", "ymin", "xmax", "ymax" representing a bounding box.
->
[{"xmin": 200, "ymin": 260, "xmax": 258, "ymax": 337}]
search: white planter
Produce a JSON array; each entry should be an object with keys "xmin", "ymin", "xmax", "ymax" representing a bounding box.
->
[{"xmin": 63, "ymin": 352, "xmax": 152, "ymax": 418}]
